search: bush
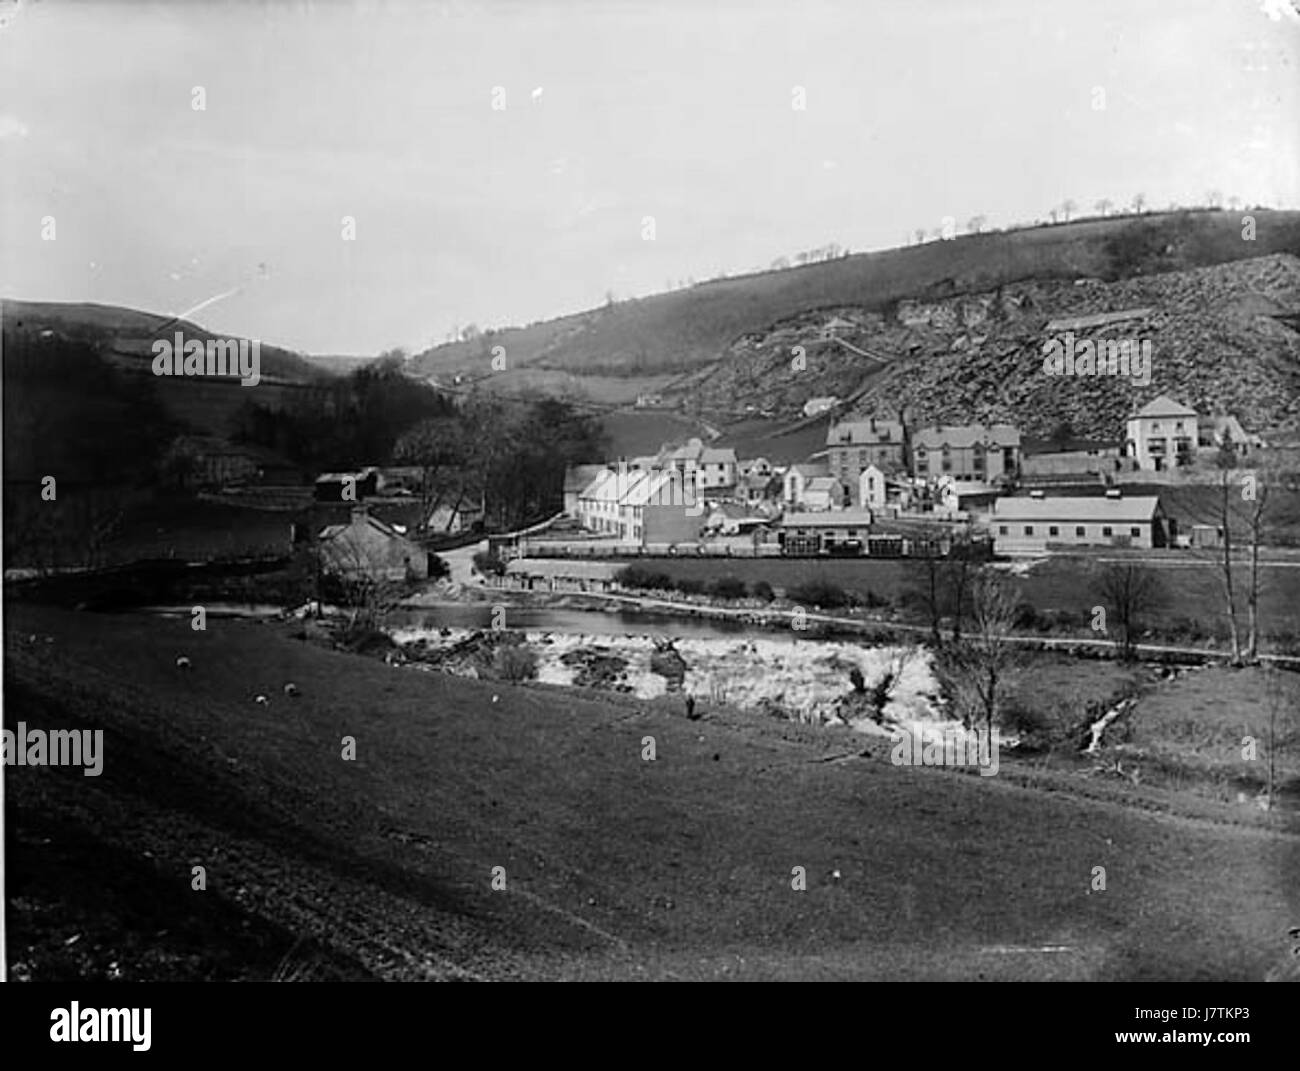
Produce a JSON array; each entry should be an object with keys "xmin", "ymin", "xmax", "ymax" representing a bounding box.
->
[
  {"xmin": 427, "ymin": 553, "xmax": 450, "ymax": 580},
  {"xmin": 750, "ymin": 580, "xmax": 775, "ymax": 602},
  {"xmin": 615, "ymin": 564, "xmax": 674, "ymax": 591},
  {"xmin": 676, "ymin": 577, "xmax": 706, "ymax": 595},
  {"xmin": 493, "ymin": 644, "xmax": 538, "ymax": 681},
  {"xmin": 1013, "ymin": 601, "xmax": 1042, "ymax": 631},
  {"xmin": 787, "ymin": 578, "xmax": 850, "ymax": 609},
  {"xmin": 472, "ymin": 549, "xmax": 505, "ymax": 577},
  {"xmin": 708, "ymin": 576, "xmax": 747, "ymax": 600}
]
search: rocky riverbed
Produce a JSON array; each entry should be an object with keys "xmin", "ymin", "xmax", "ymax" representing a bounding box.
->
[{"xmin": 390, "ymin": 624, "xmax": 950, "ymax": 735}]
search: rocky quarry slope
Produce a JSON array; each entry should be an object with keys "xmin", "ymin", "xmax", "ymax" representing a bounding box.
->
[{"xmin": 679, "ymin": 253, "xmax": 1300, "ymax": 439}]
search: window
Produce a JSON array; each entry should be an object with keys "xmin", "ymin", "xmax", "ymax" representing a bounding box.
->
[
  {"xmin": 1130, "ymin": 527, "xmax": 1141, "ymax": 538},
  {"xmin": 1102, "ymin": 526, "xmax": 1113, "ymax": 537},
  {"xmin": 1075, "ymin": 526, "xmax": 1085, "ymax": 537},
  {"xmin": 1024, "ymin": 525, "xmax": 1034, "ymax": 535},
  {"xmin": 1049, "ymin": 526, "xmax": 1059, "ymax": 536},
  {"xmin": 999, "ymin": 525, "xmax": 1008, "ymax": 535}
]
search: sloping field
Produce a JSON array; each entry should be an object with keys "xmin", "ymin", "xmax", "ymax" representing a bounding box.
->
[{"xmin": 5, "ymin": 604, "xmax": 1298, "ymax": 980}]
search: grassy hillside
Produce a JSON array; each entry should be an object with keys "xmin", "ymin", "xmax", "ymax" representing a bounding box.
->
[
  {"xmin": 6, "ymin": 603, "xmax": 1299, "ymax": 981},
  {"xmin": 408, "ymin": 210, "xmax": 1300, "ymax": 400},
  {"xmin": 2, "ymin": 299, "xmax": 331, "ymax": 444}
]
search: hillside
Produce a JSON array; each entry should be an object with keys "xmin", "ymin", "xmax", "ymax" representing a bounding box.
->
[
  {"xmin": 407, "ymin": 210, "xmax": 1300, "ymax": 415},
  {"xmin": 692, "ymin": 252, "xmax": 1300, "ymax": 441},
  {"xmin": 1, "ymin": 299, "xmax": 331, "ymax": 449},
  {"xmin": 7, "ymin": 603, "xmax": 1298, "ymax": 981}
]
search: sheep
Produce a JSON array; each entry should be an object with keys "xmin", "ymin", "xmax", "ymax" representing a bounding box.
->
[
  {"xmin": 283, "ymin": 683, "xmax": 300, "ymax": 698},
  {"xmin": 176, "ymin": 656, "xmax": 192, "ymax": 670},
  {"xmin": 255, "ymin": 695, "xmax": 269, "ymax": 706}
]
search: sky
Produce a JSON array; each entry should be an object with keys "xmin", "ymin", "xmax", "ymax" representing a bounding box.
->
[{"xmin": 1, "ymin": 0, "xmax": 1297, "ymax": 356}]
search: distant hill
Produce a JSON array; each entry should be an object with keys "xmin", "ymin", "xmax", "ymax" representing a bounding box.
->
[
  {"xmin": 408, "ymin": 209, "xmax": 1300, "ymax": 402},
  {"xmin": 1, "ymin": 299, "xmax": 332, "ymax": 445}
]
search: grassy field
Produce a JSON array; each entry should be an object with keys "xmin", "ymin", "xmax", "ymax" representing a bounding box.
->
[
  {"xmin": 6, "ymin": 602, "xmax": 1299, "ymax": 981},
  {"xmin": 622, "ymin": 554, "xmax": 1300, "ymax": 640}
]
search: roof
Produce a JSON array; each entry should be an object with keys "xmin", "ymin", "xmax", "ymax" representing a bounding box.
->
[
  {"xmin": 787, "ymin": 462, "xmax": 830, "ymax": 478},
  {"xmin": 913, "ymin": 424, "xmax": 1021, "ymax": 449},
  {"xmin": 620, "ymin": 470, "xmax": 683, "ymax": 507},
  {"xmin": 320, "ymin": 510, "xmax": 419, "ymax": 545},
  {"xmin": 781, "ymin": 509, "xmax": 875, "ymax": 528},
  {"xmin": 826, "ymin": 419, "xmax": 904, "ymax": 446},
  {"xmin": 1132, "ymin": 395, "xmax": 1198, "ymax": 419},
  {"xmin": 700, "ymin": 447, "xmax": 737, "ymax": 465},
  {"xmin": 992, "ymin": 495, "xmax": 1162, "ymax": 523},
  {"xmin": 804, "ymin": 476, "xmax": 843, "ymax": 493},
  {"xmin": 505, "ymin": 558, "xmax": 623, "ymax": 580},
  {"xmin": 564, "ymin": 463, "xmax": 608, "ymax": 493}
]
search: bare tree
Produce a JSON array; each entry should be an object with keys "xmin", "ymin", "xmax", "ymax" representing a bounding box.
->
[
  {"xmin": 1212, "ymin": 437, "xmax": 1244, "ymax": 666},
  {"xmin": 1244, "ymin": 447, "xmax": 1300, "ymax": 661},
  {"xmin": 1094, "ymin": 198, "xmax": 1112, "ymax": 217},
  {"xmin": 1096, "ymin": 562, "xmax": 1164, "ymax": 661},
  {"xmin": 966, "ymin": 215, "xmax": 987, "ymax": 235},
  {"xmin": 1061, "ymin": 198, "xmax": 1076, "ymax": 221},
  {"xmin": 1132, "ymin": 192, "xmax": 1146, "ymax": 214},
  {"xmin": 934, "ymin": 566, "xmax": 1019, "ymax": 734}
]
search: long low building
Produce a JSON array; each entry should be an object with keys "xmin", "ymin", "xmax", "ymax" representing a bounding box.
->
[{"xmin": 990, "ymin": 493, "xmax": 1169, "ymax": 553}]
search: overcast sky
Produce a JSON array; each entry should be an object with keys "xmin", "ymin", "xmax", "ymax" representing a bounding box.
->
[{"xmin": 1, "ymin": 0, "xmax": 1297, "ymax": 355}]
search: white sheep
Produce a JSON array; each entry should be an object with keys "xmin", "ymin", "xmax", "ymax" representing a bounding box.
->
[
  {"xmin": 255, "ymin": 694, "xmax": 269, "ymax": 706},
  {"xmin": 283, "ymin": 683, "xmax": 300, "ymax": 698},
  {"xmin": 176, "ymin": 656, "xmax": 192, "ymax": 670}
]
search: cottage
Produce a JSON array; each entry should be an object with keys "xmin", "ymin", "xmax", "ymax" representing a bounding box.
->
[
  {"xmin": 782, "ymin": 462, "xmax": 830, "ymax": 509},
  {"xmin": 319, "ymin": 505, "xmax": 431, "ymax": 581},
  {"xmin": 563, "ymin": 463, "xmax": 609, "ymax": 518}
]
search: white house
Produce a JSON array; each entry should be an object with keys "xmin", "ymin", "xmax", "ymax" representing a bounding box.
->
[
  {"xmin": 697, "ymin": 446, "xmax": 738, "ymax": 489},
  {"xmin": 1125, "ymin": 395, "xmax": 1199, "ymax": 471},
  {"xmin": 858, "ymin": 464, "xmax": 887, "ymax": 510},
  {"xmin": 782, "ymin": 462, "xmax": 830, "ymax": 509},
  {"xmin": 800, "ymin": 475, "xmax": 847, "ymax": 511},
  {"xmin": 576, "ymin": 468, "xmax": 623, "ymax": 535}
]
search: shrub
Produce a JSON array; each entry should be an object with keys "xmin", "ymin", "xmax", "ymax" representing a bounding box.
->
[
  {"xmin": 427, "ymin": 553, "xmax": 451, "ymax": 580},
  {"xmin": 750, "ymin": 579, "xmax": 775, "ymax": 602},
  {"xmin": 1012, "ymin": 601, "xmax": 1042, "ymax": 630},
  {"xmin": 493, "ymin": 644, "xmax": 538, "ymax": 681},
  {"xmin": 787, "ymin": 578, "xmax": 849, "ymax": 609},
  {"xmin": 708, "ymin": 576, "xmax": 747, "ymax": 600},
  {"xmin": 472, "ymin": 549, "xmax": 505, "ymax": 577},
  {"xmin": 676, "ymin": 577, "xmax": 706, "ymax": 595},
  {"xmin": 616, "ymin": 564, "xmax": 674, "ymax": 591}
]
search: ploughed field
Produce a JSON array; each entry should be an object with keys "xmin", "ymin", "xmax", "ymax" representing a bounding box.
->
[{"xmin": 5, "ymin": 603, "xmax": 1297, "ymax": 980}]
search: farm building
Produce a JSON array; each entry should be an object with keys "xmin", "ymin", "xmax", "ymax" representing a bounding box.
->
[
  {"xmin": 315, "ymin": 468, "xmax": 380, "ymax": 502},
  {"xmin": 990, "ymin": 493, "xmax": 1169, "ymax": 554}
]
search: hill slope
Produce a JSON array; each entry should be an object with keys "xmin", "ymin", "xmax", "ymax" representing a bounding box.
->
[{"xmin": 407, "ymin": 210, "xmax": 1300, "ymax": 411}]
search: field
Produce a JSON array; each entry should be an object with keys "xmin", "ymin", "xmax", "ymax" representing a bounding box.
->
[
  {"xmin": 618, "ymin": 553, "xmax": 1300, "ymax": 639},
  {"xmin": 6, "ymin": 602, "xmax": 1299, "ymax": 981}
]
